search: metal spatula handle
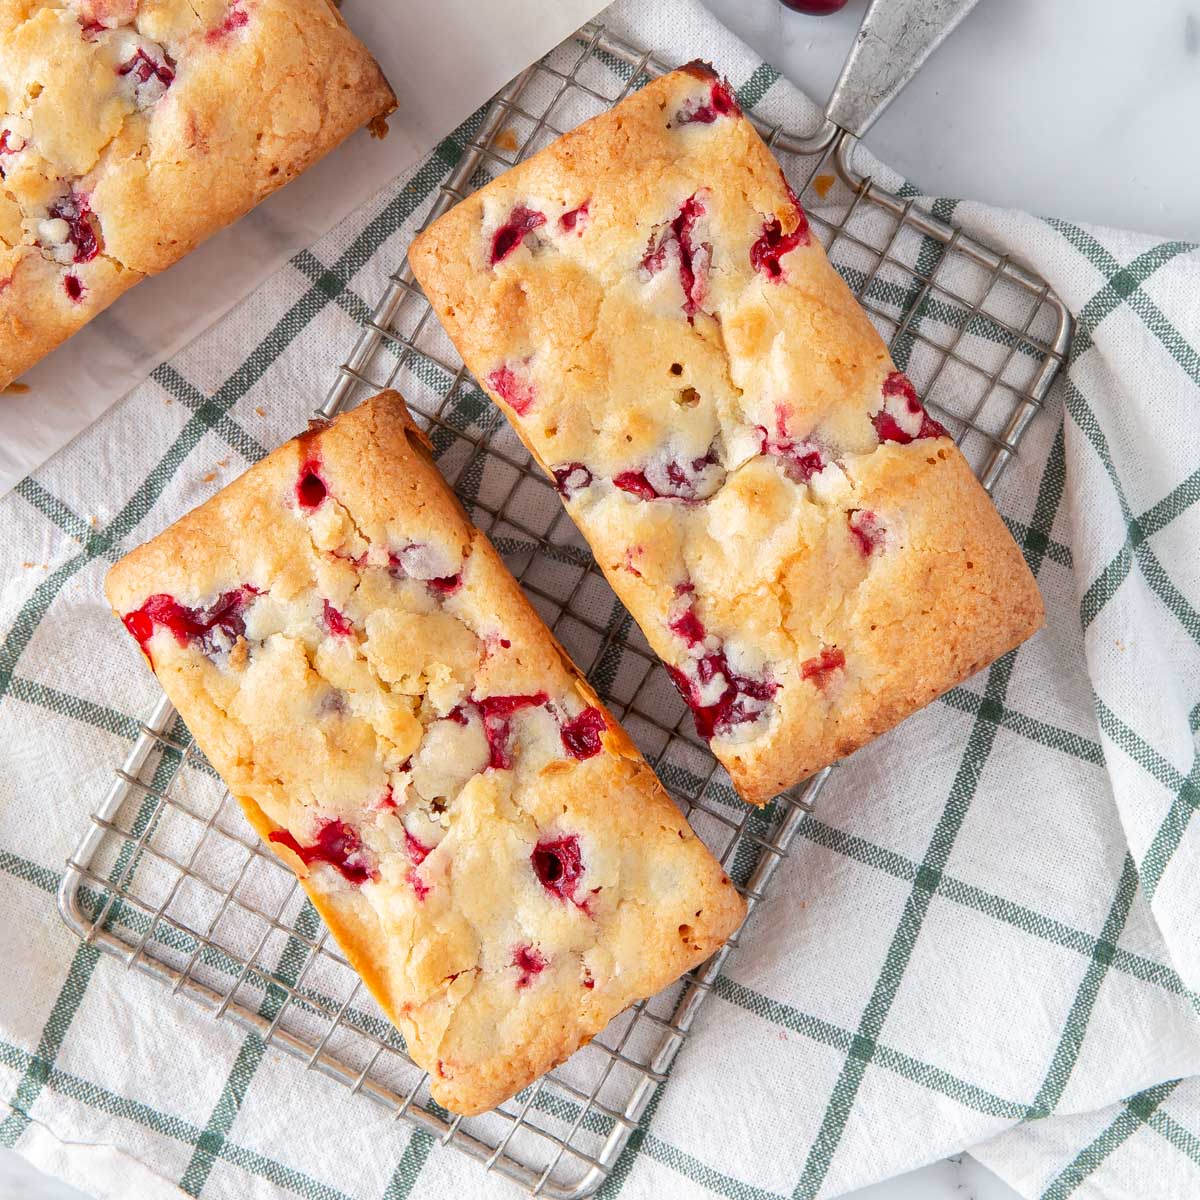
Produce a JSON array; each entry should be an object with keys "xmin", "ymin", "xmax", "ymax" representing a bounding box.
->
[{"xmin": 825, "ymin": 0, "xmax": 982, "ymax": 137}]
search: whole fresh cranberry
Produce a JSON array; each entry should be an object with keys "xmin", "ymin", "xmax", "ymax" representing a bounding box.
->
[{"xmin": 779, "ymin": 0, "xmax": 849, "ymax": 13}]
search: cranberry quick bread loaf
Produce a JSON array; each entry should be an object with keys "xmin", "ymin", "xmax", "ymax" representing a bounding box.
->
[
  {"xmin": 105, "ymin": 391, "xmax": 744, "ymax": 1115},
  {"xmin": 0, "ymin": 0, "xmax": 395, "ymax": 388},
  {"xmin": 408, "ymin": 63, "xmax": 1043, "ymax": 805}
]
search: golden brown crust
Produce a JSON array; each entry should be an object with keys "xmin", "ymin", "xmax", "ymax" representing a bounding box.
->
[
  {"xmin": 105, "ymin": 390, "xmax": 744, "ymax": 1115},
  {"xmin": 0, "ymin": 0, "xmax": 396, "ymax": 387},
  {"xmin": 408, "ymin": 67, "xmax": 1043, "ymax": 804}
]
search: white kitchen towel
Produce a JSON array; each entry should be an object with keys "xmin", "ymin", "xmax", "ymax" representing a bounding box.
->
[{"xmin": 1, "ymin": 2, "xmax": 1199, "ymax": 1199}]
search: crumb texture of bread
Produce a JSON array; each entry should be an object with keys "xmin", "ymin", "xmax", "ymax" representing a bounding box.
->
[
  {"xmin": 407, "ymin": 67, "xmax": 1044, "ymax": 804},
  {"xmin": 105, "ymin": 391, "xmax": 745, "ymax": 1116},
  {"xmin": 0, "ymin": 0, "xmax": 396, "ymax": 388}
]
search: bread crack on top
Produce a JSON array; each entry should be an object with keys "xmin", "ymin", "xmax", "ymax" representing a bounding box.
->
[{"xmin": 408, "ymin": 62, "xmax": 1044, "ymax": 803}]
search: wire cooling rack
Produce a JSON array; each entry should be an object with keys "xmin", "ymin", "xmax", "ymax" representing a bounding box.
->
[{"xmin": 60, "ymin": 18, "xmax": 1073, "ymax": 1200}]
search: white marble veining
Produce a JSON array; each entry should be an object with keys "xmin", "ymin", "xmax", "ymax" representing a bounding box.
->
[
  {"xmin": 707, "ymin": 0, "xmax": 1200, "ymax": 241},
  {"xmin": 3, "ymin": 2, "xmax": 1182, "ymax": 1197}
]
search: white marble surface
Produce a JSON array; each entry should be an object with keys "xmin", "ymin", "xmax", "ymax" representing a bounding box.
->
[
  {"xmin": 842, "ymin": 1154, "xmax": 1021, "ymax": 1200},
  {"xmin": 0, "ymin": 1149, "xmax": 88, "ymax": 1199},
  {"xmin": 708, "ymin": 0, "xmax": 1200, "ymax": 241},
  {"xmin": 2, "ymin": 1, "xmax": 1185, "ymax": 1198}
]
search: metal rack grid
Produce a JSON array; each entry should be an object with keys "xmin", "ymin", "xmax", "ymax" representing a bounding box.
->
[{"xmin": 59, "ymin": 19, "xmax": 1073, "ymax": 1200}]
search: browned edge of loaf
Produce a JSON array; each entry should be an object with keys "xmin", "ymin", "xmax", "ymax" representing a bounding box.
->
[{"xmin": 104, "ymin": 389, "xmax": 746, "ymax": 1115}]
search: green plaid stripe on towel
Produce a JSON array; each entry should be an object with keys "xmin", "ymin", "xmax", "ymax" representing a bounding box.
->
[{"xmin": 3, "ymin": 1, "xmax": 1200, "ymax": 1197}]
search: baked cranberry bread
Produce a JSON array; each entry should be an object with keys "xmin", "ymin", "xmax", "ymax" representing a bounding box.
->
[
  {"xmin": 0, "ymin": 0, "xmax": 395, "ymax": 389},
  {"xmin": 408, "ymin": 63, "xmax": 1043, "ymax": 805},
  {"xmin": 105, "ymin": 391, "xmax": 744, "ymax": 1115}
]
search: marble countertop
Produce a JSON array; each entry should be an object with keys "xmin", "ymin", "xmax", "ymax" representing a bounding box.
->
[
  {"xmin": 2, "ymin": 1, "xmax": 1184, "ymax": 1198},
  {"xmin": 708, "ymin": 0, "xmax": 1200, "ymax": 242}
]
